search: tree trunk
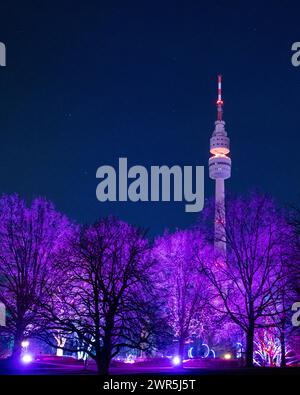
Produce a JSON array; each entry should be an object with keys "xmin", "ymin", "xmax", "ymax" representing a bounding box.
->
[
  {"xmin": 95, "ymin": 335, "xmax": 112, "ymax": 375},
  {"xmin": 245, "ymin": 326, "xmax": 254, "ymax": 368},
  {"xmin": 280, "ymin": 331, "xmax": 286, "ymax": 367},
  {"xmin": 177, "ymin": 336, "xmax": 185, "ymax": 366},
  {"xmin": 11, "ymin": 327, "xmax": 24, "ymax": 363},
  {"xmin": 96, "ymin": 322, "xmax": 113, "ymax": 375},
  {"xmin": 95, "ymin": 352, "xmax": 110, "ymax": 375}
]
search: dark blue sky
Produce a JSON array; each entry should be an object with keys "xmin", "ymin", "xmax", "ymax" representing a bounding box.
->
[{"xmin": 0, "ymin": 1, "xmax": 299, "ymax": 234}]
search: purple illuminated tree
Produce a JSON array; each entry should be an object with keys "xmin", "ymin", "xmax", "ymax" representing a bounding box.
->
[
  {"xmin": 198, "ymin": 194, "xmax": 293, "ymax": 367},
  {"xmin": 288, "ymin": 205, "xmax": 300, "ymax": 297},
  {"xmin": 40, "ymin": 217, "xmax": 165, "ymax": 375},
  {"xmin": 0, "ymin": 194, "xmax": 73, "ymax": 362},
  {"xmin": 153, "ymin": 229, "xmax": 211, "ymax": 363},
  {"xmin": 286, "ymin": 205, "xmax": 300, "ymax": 360}
]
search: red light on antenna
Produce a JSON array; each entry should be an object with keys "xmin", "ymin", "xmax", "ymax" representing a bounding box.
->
[{"xmin": 216, "ymin": 75, "xmax": 224, "ymax": 121}]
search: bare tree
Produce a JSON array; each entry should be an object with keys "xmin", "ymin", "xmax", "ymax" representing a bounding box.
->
[
  {"xmin": 286, "ymin": 204, "xmax": 300, "ymax": 360},
  {"xmin": 153, "ymin": 229, "xmax": 211, "ymax": 364},
  {"xmin": 198, "ymin": 194, "xmax": 292, "ymax": 367},
  {"xmin": 0, "ymin": 194, "xmax": 73, "ymax": 362},
  {"xmin": 287, "ymin": 205, "xmax": 300, "ymax": 297},
  {"xmin": 40, "ymin": 217, "xmax": 164, "ymax": 374}
]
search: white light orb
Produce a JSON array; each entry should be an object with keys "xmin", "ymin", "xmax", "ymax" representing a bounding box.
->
[{"xmin": 172, "ymin": 356, "xmax": 181, "ymax": 366}]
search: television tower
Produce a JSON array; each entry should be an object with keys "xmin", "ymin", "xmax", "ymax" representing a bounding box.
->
[{"xmin": 209, "ymin": 75, "xmax": 231, "ymax": 254}]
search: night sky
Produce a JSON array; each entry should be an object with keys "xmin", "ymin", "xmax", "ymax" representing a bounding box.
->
[{"xmin": 0, "ymin": 1, "xmax": 299, "ymax": 235}]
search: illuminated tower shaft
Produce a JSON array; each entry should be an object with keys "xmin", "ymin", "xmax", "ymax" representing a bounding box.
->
[{"xmin": 209, "ymin": 75, "xmax": 231, "ymax": 254}]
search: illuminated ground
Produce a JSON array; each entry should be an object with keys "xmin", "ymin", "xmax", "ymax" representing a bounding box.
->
[{"xmin": 0, "ymin": 358, "xmax": 299, "ymax": 375}]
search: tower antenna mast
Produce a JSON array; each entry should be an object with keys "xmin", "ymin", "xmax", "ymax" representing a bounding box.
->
[{"xmin": 216, "ymin": 74, "xmax": 223, "ymax": 121}]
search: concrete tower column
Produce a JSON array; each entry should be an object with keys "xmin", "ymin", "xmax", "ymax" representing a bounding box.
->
[
  {"xmin": 215, "ymin": 178, "xmax": 225, "ymax": 253},
  {"xmin": 208, "ymin": 75, "xmax": 231, "ymax": 255}
]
